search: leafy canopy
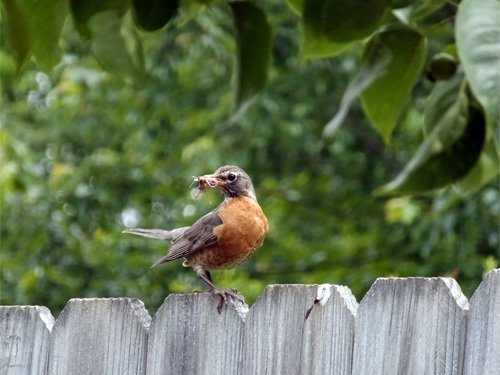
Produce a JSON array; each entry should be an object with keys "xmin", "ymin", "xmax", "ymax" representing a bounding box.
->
[{"xmin": 2, "ymin": 0, "xmax": 499, "ymax": 193}]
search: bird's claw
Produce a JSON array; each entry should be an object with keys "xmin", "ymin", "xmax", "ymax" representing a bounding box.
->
[{"xmin": 211, "ymin": 288, "xmax": 245, "ymax": 314}]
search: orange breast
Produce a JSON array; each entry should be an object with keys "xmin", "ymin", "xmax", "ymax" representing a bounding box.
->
[{"xmin": 185, "ymin": 196, "xmax": 269, "ymax": 269}]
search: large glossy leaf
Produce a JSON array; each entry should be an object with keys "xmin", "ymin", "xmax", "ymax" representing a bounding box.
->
[
  {"xmin": 1, "ymin": 0, "xmax": 30, "ymax": 69},
  {"xmin": 1, "ymin": 0, "xmax": 67, "ymax": 70},
  {"xmin": 230, "ymin": 2, "xmax": 271, "ymax": 111},
  {"xmin": 88, "ymin": 11, "xmax": 145, "ymax": 80},
  {"xmin": 360, "ymin": 25, "xmax": 426, "ymax": 144},
  {"xmin": 454, "ymin": 137, "xmax": 500, "ymax": 194},
  {"xmin": 301, "ymin": 29, "xmax": 348, "ymax": 59},
  {"xmin": 375, "ymin": 88, "xmax": 486, "ymax": 195},
  {"xmin": 303, "ymin": 0, "xmax": 389, "ymax": 43},
  {"xmin": 456, "ymin": 0, "xmax": 500, "ymax": 132},
  {"xmin": 290, "ymin": 0, "xmax": 351, "ymax": 58},
  {"xmin": 287, "ymin": 0, "xmax": 303, "ymax": 14},
  {"xmin": 24, "ymin": 0, "xmax": 67, "ymax": 69},
  {"xmin": 299, "ymin": 0, "xmax": 345, "ymax": 59},
  {"xmin": 423, "ymin": 70, "xmax": 464, "ymax": 133},
  {"xmin": 131, "ymin": 0, "xmax": 178, "ymax": 31},
  {"xmin": 409, "ymin": 0, "xmax": 446, "ymax": 20},
  {"xmin": 324, "ymin": 46, "xmax": 391, "ymax": 138},
  {"xmin": 70, "ymin": 0, "xmax": 128, "ymax": 39}
]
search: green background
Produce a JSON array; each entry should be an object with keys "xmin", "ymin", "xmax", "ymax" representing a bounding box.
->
[{"xmin": 1, "ymin": 1, "xmax": 498, "ymax": 315}]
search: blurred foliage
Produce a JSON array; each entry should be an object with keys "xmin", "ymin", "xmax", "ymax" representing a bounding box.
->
[
  {"xmin": 1, "ymin": 1, "xmax": 499, "ymax": 315},
  {"xmin": 2, "ymin": 0, "xmax": 499, "ymax": 194}
]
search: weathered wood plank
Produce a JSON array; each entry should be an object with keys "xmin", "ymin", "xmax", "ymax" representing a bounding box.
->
[
  {"xmin": 4, "ymin": 274, "xmax": 500, "ymax": 374},
  {"xmin": 463, "ymin": 268, "xmax": 500, "ymax": 375},
  {"xmin": 352, "ymin": 277, "xmax": 469, "ymax": 375},
  {"xmin": 242, "ymin": 284, "xmax": 357, "ymax": 375},
  {"xmin": 146, "ymin": 292, "xmax": 245, "ymax": 375},
  {"xmin": 0, "ymin": 306, "xmax": 54, "ymax": 375},
  {"xmin": 48, "ymin": 298, "xmax": 150, "ymax": 375}
]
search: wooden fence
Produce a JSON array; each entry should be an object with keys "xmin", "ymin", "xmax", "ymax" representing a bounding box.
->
[{"xmin": 1, "ymin": 269, "xmax": 499, "ymax": 375}]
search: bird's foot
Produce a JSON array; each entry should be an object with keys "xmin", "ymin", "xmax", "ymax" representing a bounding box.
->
[{"xmin": 210, "ymin": 288, "xmax": 245, "ymax": 314}]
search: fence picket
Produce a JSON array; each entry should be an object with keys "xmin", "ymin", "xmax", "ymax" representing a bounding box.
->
[
  {"xmin": 1, "ymin": 271, "xmax": 499, "ymax": 375},
  {"xmin": 0, "ymin": 306, "xmax": 54, "ymax": 375},
  {"xmin": 146, "ymin": 292, "xmax": 244, "ymax": 375},
  {"xmin": 463, "ymin": 269, "xmax": 500, "ymax": 375},
  {"xmin": 48, "ymin": 298, "xmax": 150, "ymax": 375},
  {"xmin": 242, "ymin": 284, "xmax": 357, "ymax": 375},
  {"xmin": 352, "ymin": 277, "xmax": 468, "ymax": 375}
]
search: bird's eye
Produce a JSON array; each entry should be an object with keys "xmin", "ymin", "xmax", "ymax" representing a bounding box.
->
[{"xmin": 227, "ymin": 172, "xmax": 237, "ymax": 182}]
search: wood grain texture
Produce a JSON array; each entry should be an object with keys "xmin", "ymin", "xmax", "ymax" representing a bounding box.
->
[
  {"xmin": 47, "ymin": 298, "xmax": 150, "ymax": 375},
  {"xmin": 463, "ymin": 268, "xmax": 500, "ymax": 375},
  {"xmin": 146, "ymin": 292, "xmax": 245, "ymax": 375},
  {"xmin": 0, "ymin": 306, "xmax": 54, "ymax": 375},
  {"xmin": 352, "ymin": 277, "xmax": 469, "ymax": 375},
  {"xmin": 242, "ymin": 284, "xmax": 358, "ymax": 375},
  {"xmin": 2, "ymin": 273, "xmax": 499, "ymax": 374}
]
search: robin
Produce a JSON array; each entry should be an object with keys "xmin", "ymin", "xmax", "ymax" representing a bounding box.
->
[{"xmin": 123, "ymin": 165, "xmax": 269, "ymax": 312}]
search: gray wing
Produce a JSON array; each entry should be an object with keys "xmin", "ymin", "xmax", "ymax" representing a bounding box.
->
[{"xmin": 151, "ymin": 207, "xmax": 223, "ymax": 267}]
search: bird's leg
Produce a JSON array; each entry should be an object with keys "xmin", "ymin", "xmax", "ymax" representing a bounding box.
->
[{"xmin": 194, "ymin": 267, "xmax": 244, "ymax": 313}]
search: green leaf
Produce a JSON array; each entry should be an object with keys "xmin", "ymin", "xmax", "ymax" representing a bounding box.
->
[
  {"xmin": 230, "ymin": 2, "xmax": 272, "ymax": 111},
  {"xmin": 391, "ymin": 0, "xmax": 414, "ymax": 9},
  {"xmin": 286, "ymin": 0, "xmax": 303, "ymax": 15},
  {"xmin": 70, "ymin": 0, "xmax": 129, "ymax": 39},
  {"xmin": 1, "ymin": 0, "xmax": 31, "ymax": 69},
  {"xmin": 0, "ymin": 50, "xmax": 17, "ymax": 90},
  {"xmin": 0, "ymin": 0, "xmax": 67, "ymax": 70},
  {"xmin": 24, "ymin": 0, "xmax": 68, "ymax": 69},
  {"xmin": 301, "ymin": 29, "xmax": 348, "ymax": 59},
  {"xmin": 88, "ymin": 11, "xmax": 145, "ymax": 80},
  {"xmin": 360, "ymin": 25, "xmax": 426, "ymax": 144},
  {"xmin": 324, "ymin": 46, "xmax": 391, "ymax": 138},
  {"xmin": 303, "ymin": 0, "xmax": 389, "ymax": 43},
  {"xmin": 375, "ymin": 89, "xmax": 486, "ymax": 195},
  {"xmin": 453, "ymin": 136, "xmax": 500, "ymax": 194},
  {"xmin": 409, "ymin": 0, "xmax": 446, "ymax": 20},
  {"xmin": 131, "ymin": 0, "xmax": 178, "ymax": 31},
  {"xmin": 456, "ymin": 0, "xmax": 500, "ymax": 133},
  {"xmin": 423, "ymin": 70, "xmax": 464, "ymax": 133},
  {"xmin": 300, "ymin": 0, "xmax": 348, "ymax": 59}
]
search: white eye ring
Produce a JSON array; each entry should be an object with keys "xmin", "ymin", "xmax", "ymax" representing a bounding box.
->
[{"xmin": 226, "ymin": 172, "xmax": 238, "ymax": 182}]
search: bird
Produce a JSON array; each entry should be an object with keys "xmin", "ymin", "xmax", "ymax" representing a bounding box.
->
[{"xmin": 123, "ymin": 165, "xmax": 269, "ymax": 312}]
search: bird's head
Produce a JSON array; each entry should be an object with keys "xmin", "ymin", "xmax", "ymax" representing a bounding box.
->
[{"xmin": 195, "ymin": 165, "xmax": 257, "ymax": 200}]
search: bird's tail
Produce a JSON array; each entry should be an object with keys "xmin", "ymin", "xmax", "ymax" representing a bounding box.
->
[
  {"xmin": 123, "ymin": 226, "xmax": 190, "ymax": 268},
  {"xmin": 122, "ymin": 228, "xmax": 175, "ymax": 241}
]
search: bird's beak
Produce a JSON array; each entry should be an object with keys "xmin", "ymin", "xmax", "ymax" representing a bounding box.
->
[
  {"xmin": 193, "ymin": 173, "xmax": 226, "ymax": 198},
  {"xmin": 196, "ymin": 173, "xmax": 223, "ymax": 189}
]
